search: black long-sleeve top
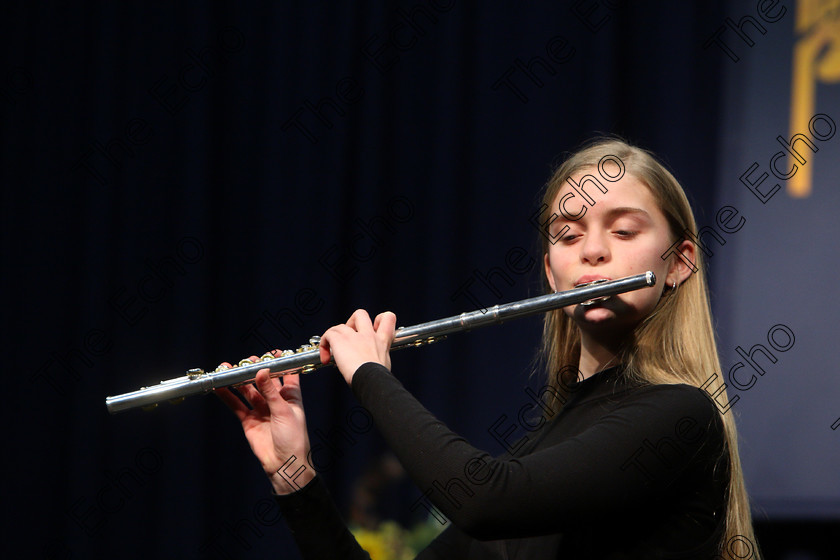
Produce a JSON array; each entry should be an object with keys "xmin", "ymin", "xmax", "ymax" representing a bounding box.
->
[{"xmin": 275, "ymin": 362, "xmax": 729, "ymax": 559}]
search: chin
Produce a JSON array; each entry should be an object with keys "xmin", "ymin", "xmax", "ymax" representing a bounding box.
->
[
  {"xmin": 569, "ymin": 305, "xmax": 616, "ymax": 324},
  {"xmin": 569, "ymin": 303, "xmax": 641, "ymax": 336}
]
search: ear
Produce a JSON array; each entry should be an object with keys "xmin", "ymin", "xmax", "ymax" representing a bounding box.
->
[
  {"xmin": 667, "ymin": 239, "xmax": 696, "ymax": 287},
  {"xmin": 544, "ymin": 252, "xmax": 557, "ymax": 292}
]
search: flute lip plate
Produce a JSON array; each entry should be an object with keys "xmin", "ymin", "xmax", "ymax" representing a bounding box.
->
[
  {"xmin": 575, "ymin": 278, "xmax": 611, "ymax": 288},
  {"xmin": 576, "ymin": 272, "xmax": 655, "ymax": 288}
]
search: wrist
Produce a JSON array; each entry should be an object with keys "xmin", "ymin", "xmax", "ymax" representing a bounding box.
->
[
  {"xmin": 269, "ymin": 463, "xmax": 317, "ymax": 495},
  {"xmin": 342, "ymin": 361, "xmax": 366, "ymax": 386}
]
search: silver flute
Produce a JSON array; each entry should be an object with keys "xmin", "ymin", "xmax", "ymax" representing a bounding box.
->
[{"xmin": 105, "ymin": 271, "xmax": 655, "ymax": 413}]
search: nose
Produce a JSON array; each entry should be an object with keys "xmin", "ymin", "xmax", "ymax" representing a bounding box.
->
[{"xmin": 580, "ymin": 230, "xmax": 610, "ymax": 264}]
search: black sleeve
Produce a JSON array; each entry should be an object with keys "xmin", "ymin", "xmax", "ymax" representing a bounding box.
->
[
  {"xmin": 273, "ymin": 473, "xmax": 473, "ymax": 559},
  {"xmin": 414, "ymin": 524, "xmax": 471, "ymax": 559},
  {"xmin": 272, "ymin": 471, "xmax": 471, "ymax": 559},
  {"xmin": 273, "ymin": 475, "xmax": 371, "ymax": 560},
  {"xmin": 351, "ymin": 361, "xmax": 723, "ymax": 541}
]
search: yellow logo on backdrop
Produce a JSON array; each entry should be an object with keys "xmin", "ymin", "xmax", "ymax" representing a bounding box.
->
[{"xmin": 790, "ymin": 0, "xmax": 840, "ymax": 197}]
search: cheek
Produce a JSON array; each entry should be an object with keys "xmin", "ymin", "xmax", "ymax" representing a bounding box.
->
[
  {"xmin": 549, "ymin": 241, "xmax": 579, "ymax": 262},
  {"xmin": 631, "ymin": 274, "xmax": 668, "ymax": 313},
  {"xmin": 547, "ymin": 252, "xmax": 578, "ymax": 286},
  {"xmin": 626, "ymin": 240, "xmax": 669, "ymax": 271},
  {"xmin": 638, "ymin": 288, "xmax": 663, "ymax": 310}
]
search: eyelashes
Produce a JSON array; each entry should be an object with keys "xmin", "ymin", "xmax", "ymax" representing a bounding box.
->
[{"xmin": 557, "ymin": 230, "xmax": 639, "ymax": 243}]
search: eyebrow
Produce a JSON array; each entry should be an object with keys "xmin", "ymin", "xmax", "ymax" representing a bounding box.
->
[
  {"xmin": 603, "ymin": 207, "xmax": 653, "ymax": 221},
  {"xmin": 553, "ymin": 206, "xmax": 653, "ymax": 224}
]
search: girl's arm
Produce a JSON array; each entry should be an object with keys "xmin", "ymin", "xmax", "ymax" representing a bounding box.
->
[
  {"xmin": 275, "ymin": 477, "xmax": 472, "ymax": 559},
  {"xmin": 274, "ymin": 475, "xmax": 372, "ymax": 559},
  {"xmin": 350, "ymin": 361, "xmax": 725, "ymax": 540}
]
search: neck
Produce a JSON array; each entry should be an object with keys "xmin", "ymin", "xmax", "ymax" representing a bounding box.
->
[{"xmin": 578, "ymin": 331, "xmax": 622, "ymax": 379}]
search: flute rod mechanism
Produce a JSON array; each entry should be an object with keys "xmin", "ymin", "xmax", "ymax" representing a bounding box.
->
[{"xmin": 105, "ymin": 271, "xmax": 655, "ymax": 413}]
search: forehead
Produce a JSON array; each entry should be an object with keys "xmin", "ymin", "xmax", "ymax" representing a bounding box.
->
[{"xmin": 552, "ymin": 168, "xmax": 662, "ymax": 216}]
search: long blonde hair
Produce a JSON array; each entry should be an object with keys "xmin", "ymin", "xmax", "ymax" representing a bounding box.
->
[{"xmin": 538, "ymin": 138, "xmax": 758, "ymax": 557}]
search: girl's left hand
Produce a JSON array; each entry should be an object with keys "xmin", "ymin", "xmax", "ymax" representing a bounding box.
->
[{"xmin": 319, "ymin": 309, "xmax": 397, "ymax": 385}]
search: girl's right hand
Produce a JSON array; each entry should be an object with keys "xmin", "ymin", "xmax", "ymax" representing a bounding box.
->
[{"xmin": 215, "ymin": 355, "xmax": 315, "ymax": 495}]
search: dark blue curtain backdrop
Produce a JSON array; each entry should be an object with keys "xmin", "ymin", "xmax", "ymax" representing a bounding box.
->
[{"xmin": 2, "ymin": 1, "xmax": 835, "ymax": 558}]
